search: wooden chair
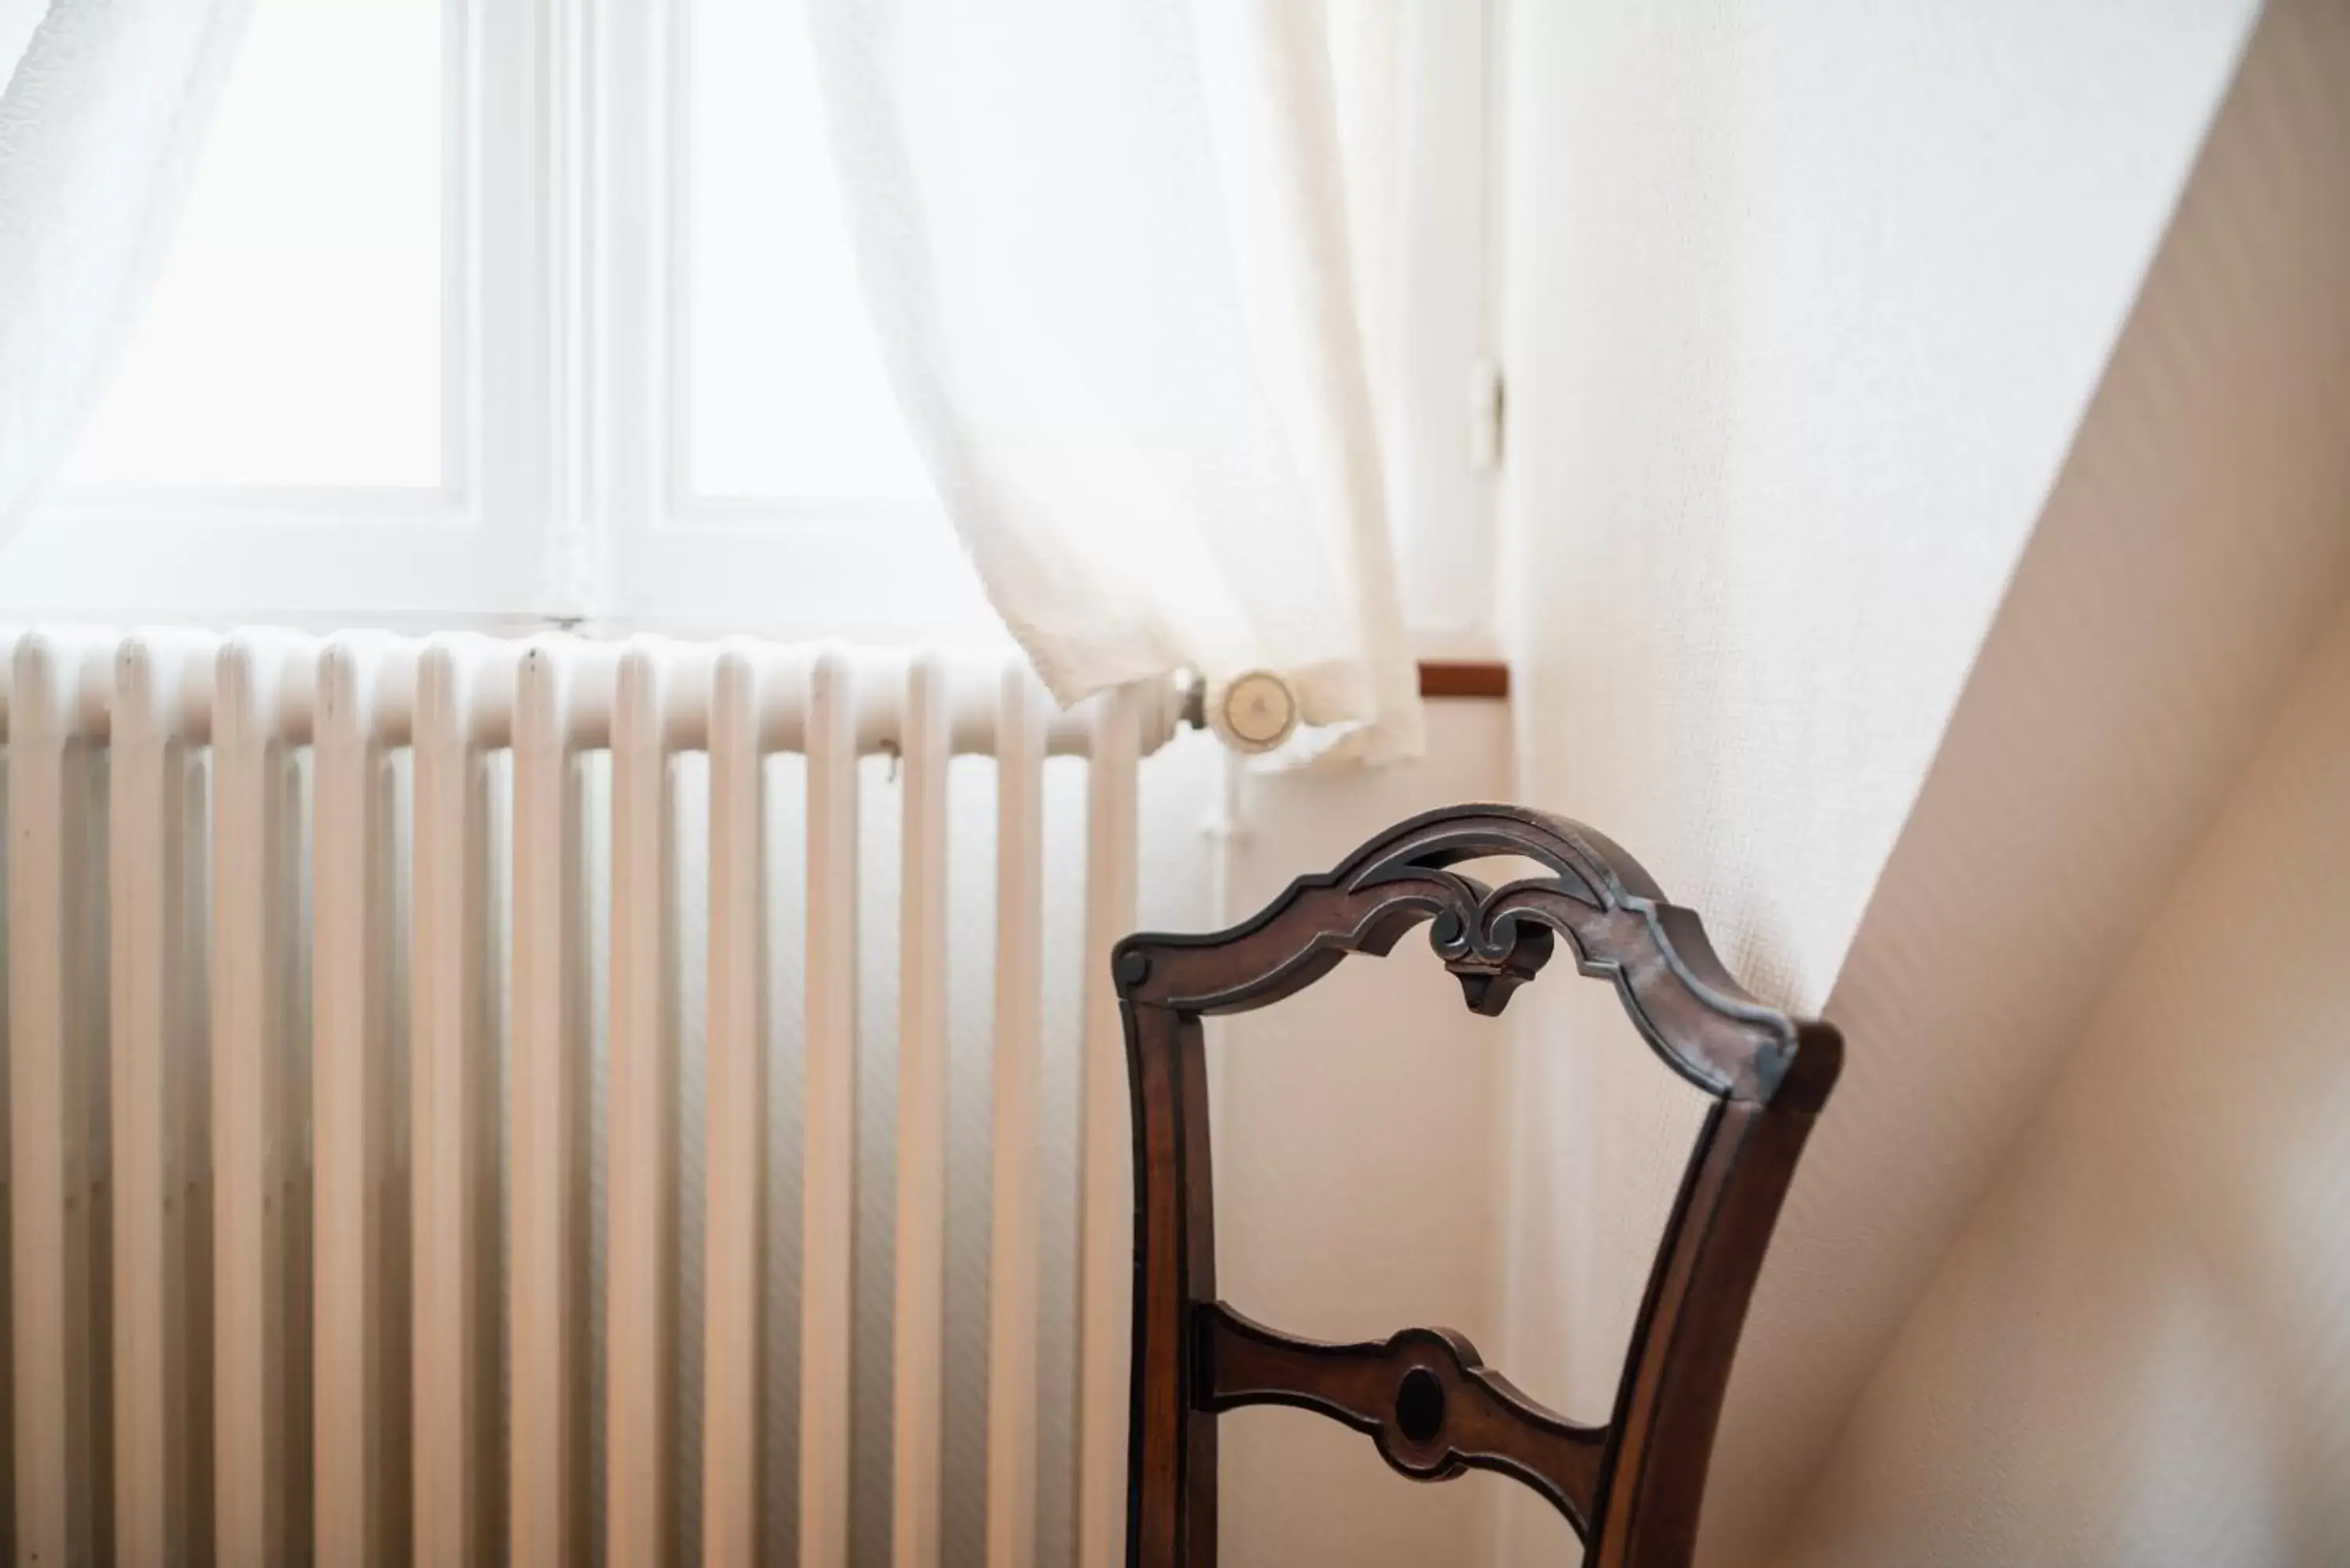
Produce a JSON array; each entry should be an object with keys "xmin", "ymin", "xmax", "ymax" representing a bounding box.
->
[{"xmin": 1113, "ymin": 804, "xmax": 1842, "ymax": 1566}]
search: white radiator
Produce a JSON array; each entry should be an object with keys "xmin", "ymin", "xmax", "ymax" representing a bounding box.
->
[{"xmin": 0, "ymin": 628, "xmax": 1178, "ymax": 1568}]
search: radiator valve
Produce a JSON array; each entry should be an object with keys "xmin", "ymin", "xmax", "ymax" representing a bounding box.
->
[{"xmin": 1204, "ymin": 670, "xmax": 1299, "ymax": 755}]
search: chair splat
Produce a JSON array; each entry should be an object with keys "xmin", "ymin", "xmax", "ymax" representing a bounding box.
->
[{"xmin": 1195, "ymin": 1301, "xmax": 1610, "ymax": 1538}]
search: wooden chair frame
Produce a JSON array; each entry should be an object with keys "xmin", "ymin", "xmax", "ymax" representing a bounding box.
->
[{"xmin": 1113, "ymin": 804, "xmax": 1842, "ymax": 1566}]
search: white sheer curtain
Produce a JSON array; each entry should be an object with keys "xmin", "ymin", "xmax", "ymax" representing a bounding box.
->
[
  {"xmin": 809, "ymin": 0, "xmax": 1424, "ymax": 761},
  {"xmin": 0, "ymin": 0, "xmax": 255, "ymax": 537}
]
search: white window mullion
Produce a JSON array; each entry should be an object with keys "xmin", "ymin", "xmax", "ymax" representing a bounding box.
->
[
  {"xmin": 443, "ymin": 0, "xmax": 481, "ymax": 518},
  {"xmin": 586, "ymin": 0, "xmax": 671, "ymax": 627},
  {"xmin": 475, "ymin": 0, "xmax": 605, "ymax": 622},
  {"xmin": 472, "ymin": 0, "xmax": 548, "ymax": 613}
]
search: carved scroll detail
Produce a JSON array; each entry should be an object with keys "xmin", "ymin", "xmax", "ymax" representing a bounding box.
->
[
  {"xmin": 1115, "ymin": 804, "xmax": 1839, "ymax": 1105},
  {"xmin": 1195, "ymin": 1302, "xmax": 1610, "ymax": 1540}
]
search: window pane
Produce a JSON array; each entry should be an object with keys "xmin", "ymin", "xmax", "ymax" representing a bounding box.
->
[
  {"xmin": 63, "ymin": 0, "xmax": 443, "ymax": 490},
  {"xmin": 685, "ymin": 0, "xmax": 931, "ymax": 502}
]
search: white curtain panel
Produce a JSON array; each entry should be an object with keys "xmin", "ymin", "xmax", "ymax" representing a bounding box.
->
[
  {"xmin": 0, "ymin": 0, "xmax": 255, "ymax": 539},
  {"xmin": 809, "ymin": 0, "xmax": 1424, "ymax": 762}
]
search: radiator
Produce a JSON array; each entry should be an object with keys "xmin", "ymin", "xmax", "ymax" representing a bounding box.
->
[{"xmin": 1, "ymin": 628, "xmax": 1179, "ymax": 1568}]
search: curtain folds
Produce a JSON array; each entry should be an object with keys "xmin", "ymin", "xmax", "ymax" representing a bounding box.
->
[
  {"xmin": 808, "ymin": 0, "xmax": 1423, "ymax": 761},
  {"xmin": 0, "ymin": 0, "xmax": 255, "ymax": 540}
]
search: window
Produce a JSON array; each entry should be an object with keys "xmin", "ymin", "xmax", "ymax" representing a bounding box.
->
[
  {"xmin": 66, "ymin": 0, "xmax": 444, "ymax": 492},
  {"xmin": 1, "ymin": 0, "xmax": 1495, "ymax": 649},
  {"xmin": 682, "ymin": 0, "xmax": 925, "ymax": 504}
]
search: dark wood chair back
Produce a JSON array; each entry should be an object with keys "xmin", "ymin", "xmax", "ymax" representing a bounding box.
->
[{"xmin": 1114, "ymin": 804, "xmax": 1841, "ymax": 1566}]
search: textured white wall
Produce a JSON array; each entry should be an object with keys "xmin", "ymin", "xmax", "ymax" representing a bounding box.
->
[
  {"xmin": 1495, "ymin": 0, "xmax": 2254, "ymax": 1022},
  {"xmin": 1709, "ymin": 5, "xmax": 2350, "ymax": 1561},
  {"xmin": 1486, "ymin": 1, "xmax": 2350, "ymax": 1564},
  {"xmin": 1775, "ymin": 590, "xmax": 2350, "ymax": 1567}
]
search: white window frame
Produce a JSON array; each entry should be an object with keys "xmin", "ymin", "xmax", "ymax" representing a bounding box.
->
[
  {"xmin": 585, "ymin": 0, "xmax": 1001, "ymax": 643},
  {"xmin": 5, "ymin": 0, "xmax": 519, "ymax": 628},
  {"xmin": 3, "ymin": 0, "xmax": 1499, "ymax": 651},
  {"xmin": 1386, "ymin": 0, "xmax": 1504, "ymax": 659}
]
